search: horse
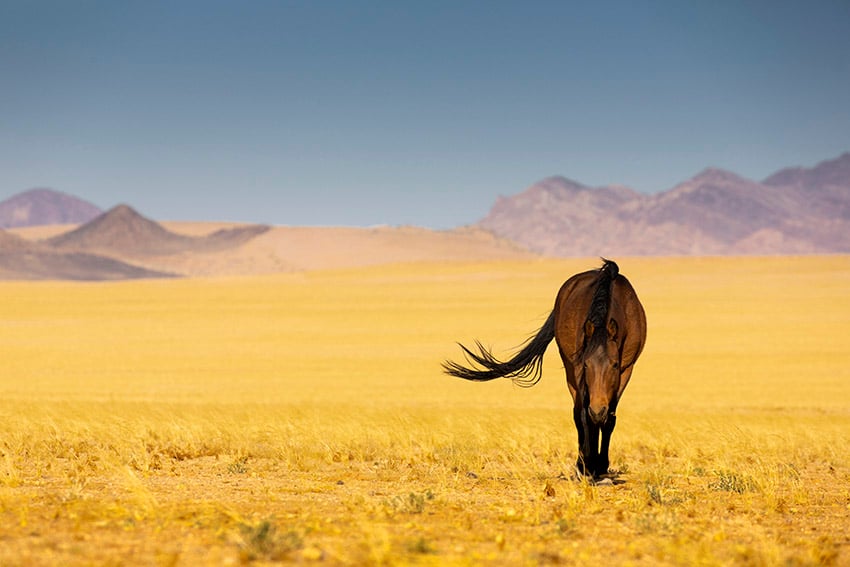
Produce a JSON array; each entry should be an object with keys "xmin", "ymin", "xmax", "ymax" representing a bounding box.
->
[{"xmin": 443, "ymin": 259, "xmax": 647, "ymax": 478}]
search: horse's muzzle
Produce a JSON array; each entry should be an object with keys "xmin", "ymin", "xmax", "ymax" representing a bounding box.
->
[{"xmin": 588, "ymin": 405, "xmax": 609, "ymax": 425}]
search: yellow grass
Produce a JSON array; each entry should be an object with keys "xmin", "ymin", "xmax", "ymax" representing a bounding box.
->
[{"xmin": 0, "ymin": 256, "xmax": 848, "ymax": 565}]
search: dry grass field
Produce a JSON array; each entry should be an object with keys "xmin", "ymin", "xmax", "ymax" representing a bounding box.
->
[{"xmin": 0, "ymin": 255, "xmax": 848, "ymax": 565}]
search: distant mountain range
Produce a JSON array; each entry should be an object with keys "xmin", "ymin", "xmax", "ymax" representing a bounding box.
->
[
  {"xmin": 1, "ymin": 151, "xmax": 848, "ymax": 279},
  {"xmin": 478, "ymin": 152, "xmax": 850, "ymax": 256},
  {"xmin": 0, "ymin": 194, "xmax": 525, "ymax": 280},
  {"xmin": 0, "ymin": 204, "xmax": 270, "ymax": 280}
]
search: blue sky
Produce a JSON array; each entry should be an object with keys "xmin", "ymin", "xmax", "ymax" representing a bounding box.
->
[{"xmin": 2, "ymin": 1, "xmax": 849, "ymax": 228}]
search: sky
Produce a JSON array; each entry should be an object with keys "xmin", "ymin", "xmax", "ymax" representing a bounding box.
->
[{"xmin": 1, "ymin": 1, "xmax": 849, "ymax": 228}]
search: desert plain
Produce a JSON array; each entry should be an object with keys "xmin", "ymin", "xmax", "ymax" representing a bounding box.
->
[{"xmin": 0, "ymin": 226, "xmax": 847, "ymax": 565}]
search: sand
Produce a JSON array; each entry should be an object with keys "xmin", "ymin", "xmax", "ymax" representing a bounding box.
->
[{"xmin": 9, "ymin": 222, "xmax": 535, "ymax": 277}]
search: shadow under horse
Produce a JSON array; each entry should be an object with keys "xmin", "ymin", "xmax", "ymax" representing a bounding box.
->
[{"xmin": 443, "ymin": 259, "xmax": 647, "ymax": 479}]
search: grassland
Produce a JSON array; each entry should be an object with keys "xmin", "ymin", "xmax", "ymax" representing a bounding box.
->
[{"xmin": 0, "ymin": 256, "xmax": 848, "ymax": 565}]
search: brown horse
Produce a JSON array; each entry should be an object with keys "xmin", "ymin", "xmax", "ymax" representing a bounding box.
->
[{"xmin": 443, "ymin": 259, "xmax": 646, "ymax": 478}]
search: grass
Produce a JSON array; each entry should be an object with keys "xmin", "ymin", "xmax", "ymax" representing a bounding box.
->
[{"xmin": 0, "ymin": 256, "xmax": 848, "ymax": 564}]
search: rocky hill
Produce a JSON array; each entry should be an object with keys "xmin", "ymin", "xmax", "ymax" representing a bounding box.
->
[
  {"xmin": 0, "ymin": 205, "xmax": 271, "ymax": 280},
  {"xmin": 0, "ymin": 188, "xmax": 102, "ymax": 228},
  {"xmin": 478, "ymin": 153, "xmax": 850, "ymax": 256},
  {"xmin": 48, "ymin": 204, "xmax": 196, "ymax": 257},
  {"xmin": 0, "ymin": 228, "xmax": 174, "ymax": 280},
  {"xmin": 48, "ymin": 204, "xmax": 271, "ymax": 259}
]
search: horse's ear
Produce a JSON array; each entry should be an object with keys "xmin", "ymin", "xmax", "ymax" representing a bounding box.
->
[
  {"xmin": 584, "ymin": 320, "xmax": 594, "ymax": 339},
  {"xmin": 607, "ymin": 318, "xmax": 618, "ymax": 341}
]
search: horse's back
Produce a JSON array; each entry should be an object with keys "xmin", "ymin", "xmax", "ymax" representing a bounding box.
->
[{"xmin": 552, "ymin": 269, "xmax": 646, "ymax": 367}]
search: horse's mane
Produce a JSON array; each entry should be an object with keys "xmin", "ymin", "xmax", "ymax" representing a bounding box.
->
[{"xmin": 584, "ymin": 258, "xmax": 619, "ymax": 352}]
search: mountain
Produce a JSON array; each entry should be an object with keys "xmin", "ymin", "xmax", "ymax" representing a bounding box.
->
[
  {"xmin": 1, "ymin": 204, "xmax": 273, "ymax": 280},
  {"xmin": 0, "ymin": 227, "xmax": 174, "ymax": 280},
  {"xmin": 762, "ymin": 152, "xmax": 850, "ymax": 220},
  {"xmin": 0, "ymin": 188, "xmax": 102, "ymax": 228},
  {"xmin": 763, "ymin": 152, "xmax": 850, "ymax": 191},
  {"xmin": 479, "ymin": 177, "xmax": 641, "ymax": 256},
  {"xmin": 48, "ymin": 204, "xmax": 272, "ymax": 259},
  {"xmin": 48, "ymin": 204, "xmax": 195, "ymax": 257},
  {"xmin": 477, "ymin": 153, "xmax": 850, "ymax": 256}
]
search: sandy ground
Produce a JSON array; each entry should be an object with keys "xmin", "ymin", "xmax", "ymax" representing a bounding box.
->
[{"xmin": 9, "ymin": 222, "xmax": 535, "ymax": 276}]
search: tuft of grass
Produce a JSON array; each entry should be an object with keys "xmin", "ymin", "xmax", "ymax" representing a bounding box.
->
[
  {"xmin": 634, "ymin": 509, "xmax": 680, "ymax": 536},
  {"xmin": 227, "ymin": 456, "xmax": 249, "ymax": 474},
  {"xmin": 709, "ymin": 470, "xmax": 757, "ymax": 494},
  {"xmin": 236, "ymin": 520, "xmax": 303, "ymax": 562},
  {"xmin": 406, "ymin": 536, "xmax": 437, "ymax": 555},
  {"xmin": 555, "ymin": 516, "xmax": 576, "ymax": 535},
  {"xmin": 0, "ymin": 449, "xmax": 22, "ymax": 488},
  {"xmin": 645, "ymin": 481, "xmax": 664, "ymax": 505},
  {"xmin": 642, "ymin": 469, "xmax": 684, "ymax": 506},
  {"xmin": 384, "ymin": 489, "xmax": 435, "ymax": 514}
]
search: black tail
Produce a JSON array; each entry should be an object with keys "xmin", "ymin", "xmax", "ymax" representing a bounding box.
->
[{"xmin": 442, "ymin": 310, "xmax": 556, "ymax": 387}]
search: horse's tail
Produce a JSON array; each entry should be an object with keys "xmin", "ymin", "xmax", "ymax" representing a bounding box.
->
[{"xmin": 442, "ymin": 310, "xmax": 556, "ymax": 388}]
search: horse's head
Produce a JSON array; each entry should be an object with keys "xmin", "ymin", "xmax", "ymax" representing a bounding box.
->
[{"xmin": 582, "ymin": 318, "xmax": 621, "ymax": 425}]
